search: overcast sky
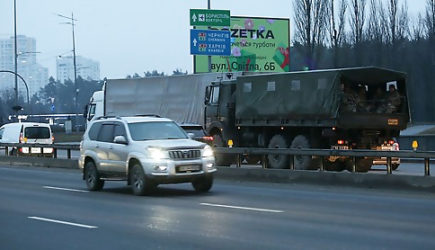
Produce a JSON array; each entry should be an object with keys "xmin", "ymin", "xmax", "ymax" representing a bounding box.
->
[{"xmin": 0, "ymin": 0, "xmax": 428, "ymax": 79}]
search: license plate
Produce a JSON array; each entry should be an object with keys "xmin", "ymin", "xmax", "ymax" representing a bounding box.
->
[
  {"xmin": 178, "ymin": 165, "xmax": 201, "ymax": 172},
  {"xmin": 331, "ymin": 146, "xmax": 349, "ymax": 150},
  {"xmin": 381, "ymin": 146, "xmax": 393, "ymax": 150},
  {"xmin": 31, "ymin": 147, "xmax": 41, "ymax": 154}
]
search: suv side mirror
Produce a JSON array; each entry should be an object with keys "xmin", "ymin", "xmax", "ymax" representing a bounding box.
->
[
  {"xmin": 114, "ymin": 136, "xmax": 128, "ymax": 145},
  {"xmin": 187, "ymin": 133, "xmax": 195, "ymax": 139}
]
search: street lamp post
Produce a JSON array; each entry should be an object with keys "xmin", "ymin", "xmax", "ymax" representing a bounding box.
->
[
  {"xmin": 14, "ymin": 0, "xmax": 18, "ymax": 107},
  {"xmin": 58, "ymin": 12, "xmax": 78, "ymax": 113}
]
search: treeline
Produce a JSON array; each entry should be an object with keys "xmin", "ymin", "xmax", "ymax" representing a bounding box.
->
[
  {"xmin": 290, "ymin": 0, "xmax": 435, "ymax": 122},
  {"xmin": 0, "ymin": 76, "xmax": 102, "ymax": 123}
]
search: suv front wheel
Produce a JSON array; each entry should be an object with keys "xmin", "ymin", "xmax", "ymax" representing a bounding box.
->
[
  {"xmin": 130, "ymin": 163, "xmax": 155, "ymax": 196},
  {"xmin": 192, "ymin": 176, "xmax": 213, "ymax": 192},
  {"xmin": 85, "ymin": 161, "xmax": 104, "ymax": 191}
]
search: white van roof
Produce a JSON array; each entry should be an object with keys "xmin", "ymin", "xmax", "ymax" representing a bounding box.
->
[{"xmin": 1, "ymin": 122, "xmax": 51, "ymax": 128}]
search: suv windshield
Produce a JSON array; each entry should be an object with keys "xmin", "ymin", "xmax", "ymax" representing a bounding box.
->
[
  {"xmin": 24, "ymin": 127, "xmax": 50, "ymax": 139},
  {"xmin": 128, "ymin": 121, "xmax": 188, "ymax": 141}
]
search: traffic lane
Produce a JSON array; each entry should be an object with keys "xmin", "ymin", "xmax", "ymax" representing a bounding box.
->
[
  {"xmin": 1, "ymin": 166, "xmax": 435, "ymax": 249},
  {"xmin": 0, "ymin": 166, "xmax": 289, "ymax": 249}
]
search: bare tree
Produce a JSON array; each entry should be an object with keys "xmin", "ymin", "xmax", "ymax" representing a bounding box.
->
[
  {"xmin": 425, "ymin": 0, "xmax": 435, "ymax": 38},
  {"xmin": 366, "ymin": 0, "xmax": 387, "ymax": 44},
  {"xmin": 396, "ymin": 2, "xmax": 410, "ymax": 41},
  {"xmin": 348, "ymin": 0, "xmax": 367, "ymax": 65},
  {"xmin": 388, "ymin": 0, "xmax": 398, "ymax": 44},
  {"xmin": 293, "ymin": 0, "xmax": 328, "ymax": 69},
  {"xmin": 327, "ymin": 0, "xmax": 347, "ymax": 67},
  {"xmin": 349, "ymin": 0, "xmax": 367, "ymax": 45},
  {"xmin": 411, "ymin": 14, "xmax": 426, "ymax": 41}
]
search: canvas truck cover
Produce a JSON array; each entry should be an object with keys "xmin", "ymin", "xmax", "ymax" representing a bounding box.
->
[
  {"xmin": 105, "ymin": 73, "xmax": 236, "ymax": 125},
  {"xmin": 235, "ymin": 70, "xmax": 341, "ymax": 124},
  {"xmin": 235, "ymin": 67, "xmax": 408, "ymax": 126}
]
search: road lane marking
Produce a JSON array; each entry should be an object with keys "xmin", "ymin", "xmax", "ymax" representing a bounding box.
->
[
  {"xmin": 28, "ymin": 216, "xmax": 98, "ymax": 229},
  {"xmin": 43, "ymin": 186, "xmax": 89, "ymax": 193},
  {"xmin": 200, "ymin": 203, "xmax": 284, "ymax": 213}
]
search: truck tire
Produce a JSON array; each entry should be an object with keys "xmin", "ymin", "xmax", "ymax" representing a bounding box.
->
[
  {"xmin": 85, "ymin": 161, "xmax": 104, "ymax": 191},
  {"xmin": 356, "ymin": 159, "xmax": 373, "ymax": 172},
  {"xmin": 290, "ymin": 135, "xmax": 318, "ymax": 170},
  {"xmin": 212, "ymin": 133, "xmax": 234, "ymax": 166},
  {"xmin": 245, "ymin": 155, "xmax": 261, "ymax": 165},
  {"xmin": 324, "ymin": 161, "xmax": 345, "ymax": 171},
  {"xmin": 267, "ymin": 134, "xmax": 289, "ymax": 169},
  {"xmin": 392, "ymin": 164, "xmax": 399, "ymax": 170}
]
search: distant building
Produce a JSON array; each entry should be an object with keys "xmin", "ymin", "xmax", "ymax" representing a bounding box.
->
[
  {"xmin": 0, "ymin": 35, "xmax": 48, "ymax": 97},
  {"xmin": 56, "ymin": 55, "xmax": 100, "ymax": 83}
]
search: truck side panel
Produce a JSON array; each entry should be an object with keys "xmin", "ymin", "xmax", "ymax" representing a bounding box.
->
[
  {"xmin": 235, "ymin": 71, "xmax": 340, "ymax": 125},
  {"xmin": 105, "ymin": 73, "xmax": 229, "ymax": 124}
]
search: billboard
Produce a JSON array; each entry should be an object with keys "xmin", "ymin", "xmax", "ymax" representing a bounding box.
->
[{"xmin": 194, "ymin": 16, "xmax": 290, "ymax": 73}]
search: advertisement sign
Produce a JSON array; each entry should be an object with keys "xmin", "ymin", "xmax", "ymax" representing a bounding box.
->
[
  {"xmin": 190, "ymin": 29, "xmax": 231, "ymax": 56},
  {"xmin": 194, "ymin": 16, "xmax": 290, "ymax": 73}
]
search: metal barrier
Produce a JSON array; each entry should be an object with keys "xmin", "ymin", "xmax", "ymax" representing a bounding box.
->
[
  {"xmin": 1, "ymin": 142, "xmax": 80, "ymax": 159},
  {"xmin": 1, "ymin": 142, "xmax": 434, "ymax": 176},
  {"xmin": 214, "ymin": 147, "xmax": 435, "ymax": 176}
]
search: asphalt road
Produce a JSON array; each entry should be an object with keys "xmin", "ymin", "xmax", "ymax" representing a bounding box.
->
[{"xmin": 1, "ymin": 165, "xmax": 435, "ymax": 250}]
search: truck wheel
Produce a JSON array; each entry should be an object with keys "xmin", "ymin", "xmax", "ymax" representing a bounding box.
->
[
  {"xmin": 245, "ymin": 155, "xmax": 261, "ymax": 165},
  {"xmin": 392, "ymin": 164, "xmax": 399, "ymax": 170},
  {"xmin": 212, "ymin": 133, "xmax": 234, "ymax": 166},
  {"xmin": 85, "ymin": 161, "xmax": 104, "ymax": 191},
  {"xmin": 290, "ymin": 135, "xmax": 318, "ymax": 170},
  {"xmin": 324, "ymin": 161, "xmax": 345, "ymax": 171},
  {"xmin": 356, "ymin": 159, "xmax": 373, "ymax": 172},
  {"xmin": 267, "ymin": 134, "xmax": 289, "ymax": 169},
  {"xmin": 192, "ymin": 176, "xmax": 213, "ymax": 192}
]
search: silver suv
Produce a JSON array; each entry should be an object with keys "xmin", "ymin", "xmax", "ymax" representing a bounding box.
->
[{"xmin": 79, "ymin": 116, "xmax": 216, "ymax": 195}]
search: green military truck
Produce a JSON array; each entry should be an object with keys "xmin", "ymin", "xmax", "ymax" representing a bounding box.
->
[{"xmin": 205, "ymin": 67, "xmax": 410, "ymax": 171}]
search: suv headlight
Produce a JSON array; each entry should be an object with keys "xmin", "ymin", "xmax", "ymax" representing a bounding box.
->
[
  {"xmin": 202, "ymin": 145, "xmax": 214, "ymax": 157},
  {"xmin": 147, "ymin": 147, "xmax": 169, "ymax": 160}
]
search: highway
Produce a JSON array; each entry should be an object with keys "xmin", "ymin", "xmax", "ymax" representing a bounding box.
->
[{"xmin": 1, "ymin": 165, "xmax": 435, "ymax": 250}]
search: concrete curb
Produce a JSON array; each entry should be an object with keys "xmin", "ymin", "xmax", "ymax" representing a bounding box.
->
[
  {"xmin": 215, "ymin": 167, "xmax": 435, "ymax": 192},
  {"xmin": 0, "ymin": 156, "xmax": 78, "ymax": 169}
]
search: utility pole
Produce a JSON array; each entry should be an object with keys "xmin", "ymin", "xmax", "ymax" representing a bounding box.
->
[
  {"xmin": 207, "ymin": 0, "xmax": 212, "ymax": 73},
  {"xmin": 58, "ymin": 12, "xmax": 78, "ymax": 113},
  {"xmin": 14, "ymin": 0, "xmax": 18, "ymax": 107}
]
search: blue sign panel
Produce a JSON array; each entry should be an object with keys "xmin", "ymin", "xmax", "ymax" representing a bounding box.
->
[{"xmin": 190, "ymin": 29, "xmax": 231, "ymax": 56}]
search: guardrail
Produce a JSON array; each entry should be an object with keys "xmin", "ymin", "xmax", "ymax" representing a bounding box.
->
[
  {"xmin": 1, "ymin": 142, "xmax": 80, "ymax": 159},
  {"xmin": 214, "ymin": 147, "xmax": 435, "ymax": 176},
  {"xmin": 1, "ymin": 142, "xmax": 434, "ymax": 177}
]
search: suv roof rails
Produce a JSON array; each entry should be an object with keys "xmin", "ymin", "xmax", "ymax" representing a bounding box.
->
[
  {"xmin": 135, "ymin": 114, "xmax": 161, "ymax": 118},
  {"xmin": 95, "ymin": 116, "xmax": 122, "ymax": 120}
]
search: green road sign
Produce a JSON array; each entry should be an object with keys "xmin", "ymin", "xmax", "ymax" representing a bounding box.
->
[{"xmin": 190, "ymin": 9, "xmax": 230, "ymax": 26}]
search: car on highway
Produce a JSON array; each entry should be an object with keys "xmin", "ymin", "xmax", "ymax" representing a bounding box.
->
[
  {"xmin": 0, "ymin": 122, "xmax": 54, "ymax": 157},
  {"xmin": 179, "ymin": 123, "xmax": 213, "ymax": 145},
  {"xmin": 79, "ymin": 116, "xmax": 216, "ymax": 195}
]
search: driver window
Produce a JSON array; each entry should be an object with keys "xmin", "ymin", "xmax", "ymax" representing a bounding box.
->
[{"xmin": 211, "ymin": 86, "xmax": 220, "ymax": 104}]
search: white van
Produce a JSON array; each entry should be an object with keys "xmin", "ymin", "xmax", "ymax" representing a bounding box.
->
[{"xmin": 0, "ymin": 122, "xmax": 54, "ymax": 156}]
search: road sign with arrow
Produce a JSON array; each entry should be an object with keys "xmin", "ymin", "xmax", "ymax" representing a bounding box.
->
[
  {"xmin": 190, "ymin": 29, "xmax": 231, "ymax": 56},
  {"xmin": 190, "ymin": 9, "xmax": 230, "ymax": 26}
]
